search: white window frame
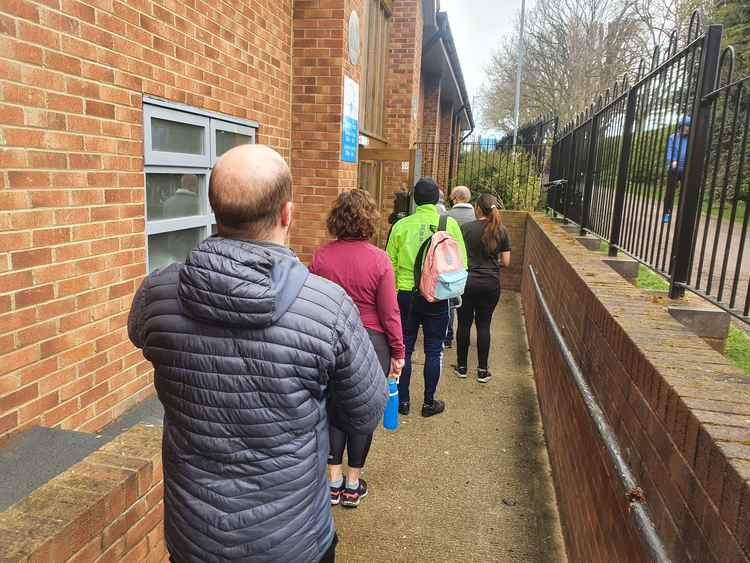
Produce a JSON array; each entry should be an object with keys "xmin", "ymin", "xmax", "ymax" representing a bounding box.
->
[{"xmin": 143, "ymin": 99, "xmax": 258, "ymax": 271}]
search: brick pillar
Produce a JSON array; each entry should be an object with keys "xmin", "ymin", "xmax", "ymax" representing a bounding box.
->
[
  {"xmin": 420, "ymin": 73, "xmax": 441, "ymax": 179},
  {"xmin": 436, "ymin": 101, "xmax": 454, "ymax": 188},
  {"xmin": 381, "ymin": 0, "xmax": 423, "ymax": 242},
  {"xmin": 290, "ymin": 0, "xmax": 363, "ymax": 262}
]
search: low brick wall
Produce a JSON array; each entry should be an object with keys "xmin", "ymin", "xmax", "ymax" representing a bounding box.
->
[
  {"xmin": 499, "ymin": 210, "xmax": 527, "ymax": 292},
  {"xmin": 522, "ymin": 213, "xmax": 750, "ymax": 562},
  {"xmin": 0, "ymin": 424, "xmax": 166, "ymax": 562}
]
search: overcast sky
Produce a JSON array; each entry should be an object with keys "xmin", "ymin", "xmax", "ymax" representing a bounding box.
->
[{"xmin": 440, "ymin": 0, "xmax": 534, "ymax": 110}]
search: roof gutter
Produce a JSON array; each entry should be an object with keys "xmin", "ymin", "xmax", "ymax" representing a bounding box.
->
[{"xmin": 453, "ymin": 103, "xmax": 474, "ymax": 142}]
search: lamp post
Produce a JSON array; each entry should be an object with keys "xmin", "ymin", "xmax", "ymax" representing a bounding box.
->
[{"xmin": 512, "ymin": 0, "xmax": 526, "ymax": 152}]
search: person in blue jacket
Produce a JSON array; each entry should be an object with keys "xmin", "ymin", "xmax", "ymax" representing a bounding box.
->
[{"xmin": 663, "ymin": 116, "xmax": 691, "ymax": 223}]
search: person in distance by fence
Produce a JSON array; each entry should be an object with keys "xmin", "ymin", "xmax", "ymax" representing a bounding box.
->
[{"xmin": 663, "ymin": 115, "xmax": 691, "ymax": 224}]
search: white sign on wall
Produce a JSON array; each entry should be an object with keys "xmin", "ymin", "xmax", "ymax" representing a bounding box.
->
[{"xmin": 342, "ymin": 76, "xmax": 359, "ymax": 163}]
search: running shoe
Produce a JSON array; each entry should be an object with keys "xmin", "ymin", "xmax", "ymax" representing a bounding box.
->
[
  {"xmin": 341, "ymin": 479, "xmax": 369, "ymax": 508},
  {"xmin": 453, "ymin": 365, "xmax": 468, "ymax": 378},
  {"xmin": 330, "ymin": 481, "xmax": 345, "ymax": 505},
  {"xmin": 477, "ymin": 369, "xmax": 493, "ymax": 383}
]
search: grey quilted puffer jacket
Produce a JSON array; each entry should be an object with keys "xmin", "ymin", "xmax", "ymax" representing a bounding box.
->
[{"xmin": 128, "ymin": 237, "xmax": 387, "ymax": 562}]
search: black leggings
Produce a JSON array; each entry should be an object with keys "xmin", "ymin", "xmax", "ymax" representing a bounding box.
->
[
  {"xmin": 328, "ymin": 330, "xmax": 390, "ymax": 469},
  {"xmin": 456, "ymin": 276, "xmax": 501, "ymax": 371}
]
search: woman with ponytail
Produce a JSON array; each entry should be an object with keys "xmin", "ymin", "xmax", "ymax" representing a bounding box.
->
[{"xmin": 454, "ymin": 193, "xmax": 511, "ymax": 383}]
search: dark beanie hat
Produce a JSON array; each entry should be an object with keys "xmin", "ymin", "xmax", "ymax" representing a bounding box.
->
[{"xmin": 413, "ymin": 177, "xmax": 440, "ymax": 205}]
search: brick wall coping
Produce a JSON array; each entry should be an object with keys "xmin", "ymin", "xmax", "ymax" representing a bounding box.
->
[
  {"xmin": 528, "ymin": 213, "xmax": 750, "ymax": 558},
  {"xmin": 0, "ymin": 424, "xmax": 164, "ymax": 562}
]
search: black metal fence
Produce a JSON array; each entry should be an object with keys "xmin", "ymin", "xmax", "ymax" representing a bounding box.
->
[
  {"xmin": 417, "ymin": 116, "xmax": 556, "ymax": 211},
  {"xmin": 544, "ymin": 14, "xmax": 749, "ymax": 325}
]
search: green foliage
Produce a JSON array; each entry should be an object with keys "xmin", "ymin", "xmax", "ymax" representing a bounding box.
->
[
  {"xmin": 726, "ymin": 325, "xmax": 750, "ymax": 376},
  {"xmin": 456, "ymin": 148, "xmax": 542, "ymax": 211},
  {"xmin": 715, "ymin": 0, "xmax": 750, "ymax": 78}
]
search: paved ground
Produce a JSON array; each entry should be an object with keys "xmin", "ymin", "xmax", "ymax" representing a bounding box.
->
[{"xmin": 333, "ymin": 292, "xmax": 567, "ymax": 563}]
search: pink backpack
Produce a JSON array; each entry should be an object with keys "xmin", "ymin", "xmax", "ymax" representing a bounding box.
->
[{"xmin": 414, "ymin": 215, "xmax": 468, "ymax": 302}]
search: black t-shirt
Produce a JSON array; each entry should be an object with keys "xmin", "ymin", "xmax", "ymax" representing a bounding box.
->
[{"xmin": 461, "ymin": 220, "xmax": 511, "ymax": 279}]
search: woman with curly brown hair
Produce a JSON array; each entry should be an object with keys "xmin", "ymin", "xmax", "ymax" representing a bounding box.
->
[{"xmin": 310, "ymin": 189, "xmax": 405, "ymax": 509}]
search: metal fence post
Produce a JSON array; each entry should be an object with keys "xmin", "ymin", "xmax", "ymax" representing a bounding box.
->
[
  {"xmin": 580, "ymin": 114, "xmax": 600, "ymax": 235},
  {"xmin": 608, "ymin": 85, "xmax": 639, "ymax": 257},
  {"xmin": 669, "ymin": 25, "xmax": 723, "ymax": 299},
  {"xmin": 563, "ymin": 133, "xmax": 576, "ymax": 223}
]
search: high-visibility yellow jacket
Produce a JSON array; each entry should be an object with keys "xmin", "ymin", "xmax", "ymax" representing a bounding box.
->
[{"xmin": 386, "ymin": 204, "xmax": 468, "ymax": 292}]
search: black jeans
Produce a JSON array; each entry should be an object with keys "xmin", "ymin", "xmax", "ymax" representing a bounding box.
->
[
  {"xmin": 328, "ymin": 330, "xmax": 389, "ymax": 468},
  {"xmin": 663, "ymin": 168, "xmax": 683, "ymax": 223},
  {"xmin": 457, "ymin": 276, "xmax": 501, "ymax": 371}
]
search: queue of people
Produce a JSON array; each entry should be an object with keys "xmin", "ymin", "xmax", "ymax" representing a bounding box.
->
[{"xmin": 128, "ymin": 144, "xmax": 512, "ymax": 562}]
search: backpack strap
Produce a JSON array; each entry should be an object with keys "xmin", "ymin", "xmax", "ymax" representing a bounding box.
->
[
  {"xmin": 412, "ymin": 222, "xmax": 438, "ymax": 291},
  {"xmin": 438, "ymin": 214, "xmax": 448, "ymax": 232}
]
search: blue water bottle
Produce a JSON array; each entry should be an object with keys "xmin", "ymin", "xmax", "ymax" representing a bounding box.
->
[{"xmin": 383, "ymin": 379, "xmax": 399, "ymax": 431}]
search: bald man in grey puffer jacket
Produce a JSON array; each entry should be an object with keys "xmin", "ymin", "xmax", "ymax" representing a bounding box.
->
[{"xmin": 129, "ymin": 145, "xmax": 387, "ymax": 563}]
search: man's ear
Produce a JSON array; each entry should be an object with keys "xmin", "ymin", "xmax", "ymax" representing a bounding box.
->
[{"xmin": 280, "ymin": 201, "xmax": 293, "ymax": 228}]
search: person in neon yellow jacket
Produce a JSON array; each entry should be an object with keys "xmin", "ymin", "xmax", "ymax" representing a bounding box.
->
[{"xmin": 386, "ymin": 178, "xmax": 467, "ymax": 418}]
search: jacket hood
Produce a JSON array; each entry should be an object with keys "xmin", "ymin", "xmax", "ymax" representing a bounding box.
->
[{"xmin": 178, "ymin": 237, "xmax": 309, "ymax": 328}]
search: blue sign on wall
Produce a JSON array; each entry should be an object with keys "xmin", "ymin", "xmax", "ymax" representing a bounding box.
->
[{"xmin": 342, "ymin": 76, "xmax": 359, "ymax": 163}]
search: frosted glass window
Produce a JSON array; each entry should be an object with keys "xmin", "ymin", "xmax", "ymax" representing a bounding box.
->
[
  {"xmin": 152, "ymin": 118, "xmax": 204, "ymax": 155},
  {"xmin": 146, "ymin": 173, "xmax": 204, "ymax": 221},
  {"xmin": 216, "ymin": 130, "xmax": 252, "ymax": 158},
  {"xmin": 143, "ymin": 100, "xmax": 256, "ymax": 272},
  {"xmin": 148, "ymin": 228, "xmax": 205, "ymax": 272}
]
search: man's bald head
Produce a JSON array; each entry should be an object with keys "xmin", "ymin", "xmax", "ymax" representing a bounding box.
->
[
  {"xmin": 451, "ymin": 186, "xmax": 471, "ymax": 204},
  {"xmin": 209, "ymin": 145, "xmax": 292, "ymax": 240}
]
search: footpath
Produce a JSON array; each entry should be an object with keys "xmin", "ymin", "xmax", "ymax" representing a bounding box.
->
[{"xmin": 333, "ymin": 292, "xmax": 567, "ymax": 562}]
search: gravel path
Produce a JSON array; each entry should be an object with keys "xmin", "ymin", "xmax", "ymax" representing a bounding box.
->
[{"xmin": 332, "ymin": 292, "xmax": 567, "ymax": 563}]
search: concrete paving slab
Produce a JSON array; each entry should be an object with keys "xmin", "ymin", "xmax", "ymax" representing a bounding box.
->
[{"xmin": 333, "ymin": 292, "xmax": 567, "ymax": 562}]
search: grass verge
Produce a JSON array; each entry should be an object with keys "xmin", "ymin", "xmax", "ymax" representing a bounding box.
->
[
  {"xmin": 633, "ymin": 264, "xmax": 749, "ymax": 376},
  {"xmin": 726, "ymin": 325, "xmax": 750, "ymax": 376},
  {"xmin": 636, "ymin": 265, "xmax": 669, "ymax": 290}
]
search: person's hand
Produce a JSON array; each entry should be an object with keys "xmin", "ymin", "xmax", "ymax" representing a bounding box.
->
[
  {"xmin": 672, "ymin": 160, "xmax": 678, "ymax": 170},
  {"xmin": 389, "ymin": 358, "xmax": 405, "ymax": 381}
]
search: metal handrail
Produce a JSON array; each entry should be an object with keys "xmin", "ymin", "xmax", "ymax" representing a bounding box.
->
[{"xmin": 528, "ymin": 265, "xmax": 671, "ymax": 563}]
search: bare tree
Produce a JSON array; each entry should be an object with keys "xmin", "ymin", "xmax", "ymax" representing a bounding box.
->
[
  {"xmin": 632, "ymin": 0, "xmax": 715, "ymax": 53},
  {"xmin": 479, "ymin": 0, "xmax": 643, "ymax": 132}
]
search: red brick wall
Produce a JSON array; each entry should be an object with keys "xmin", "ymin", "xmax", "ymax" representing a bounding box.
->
[
  {"xmin": 522, "ymin": 214, "xmax": 750, "ymax": 563},
  {"xmin": 498, "ymin": 211, "xmax": 526, "ymax": 292},
  {"xmin": 436, "ymin": 100, "xmax": 453, "ymax": 188},
  {"xmin": 419, "ymin": 72, "xmax": 440, "ymax": 179},
  {"xmin": 289, "ymin": 0, "xmax": 363, "ymax": 262},
  {"xmin": 380, "ymin": 0, "xmax": 422, "ymax": 228},
  {"xmin": 0, "ymin": 0, "xmax": 293, "ymax": 442},
  {"xmin": 0, "ymin": 425, "xmax": 166, "ymax": 562}
]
